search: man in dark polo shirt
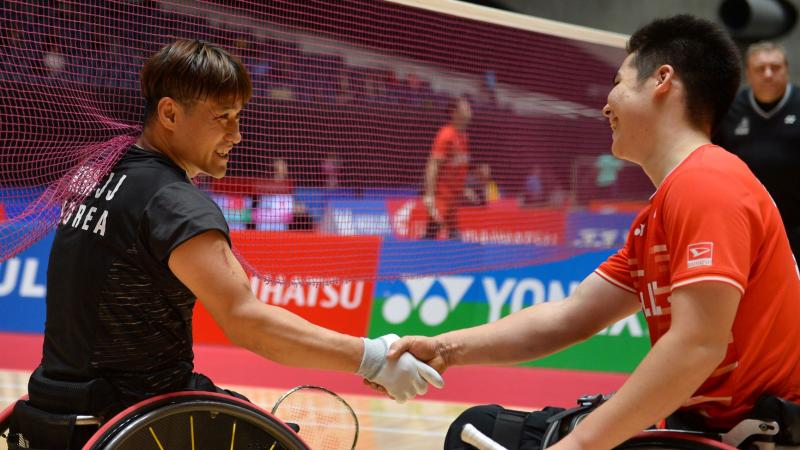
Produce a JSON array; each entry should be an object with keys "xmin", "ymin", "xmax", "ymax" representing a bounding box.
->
[{"xmin": 715, "ymin": 41, "xmax": 800, "ymax": 257}]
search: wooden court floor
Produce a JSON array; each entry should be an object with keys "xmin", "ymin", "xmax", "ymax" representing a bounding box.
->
[{"xmin": 0, "ymin": 368, "xmax": 480, "ymax": 449}]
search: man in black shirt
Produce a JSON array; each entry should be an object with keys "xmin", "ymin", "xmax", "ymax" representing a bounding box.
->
[
  {"xmin": 9, "ymin": 40, "xmax": 442, "ymax": 449},
  {"xmin": 714, "ymin": 42, "xmax": 800, "ymax": 257}
]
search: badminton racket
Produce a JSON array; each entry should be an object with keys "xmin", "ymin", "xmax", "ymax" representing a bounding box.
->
[{"xmin": 271, "ymin": 385, "xmax": 359, "ymax": 450}]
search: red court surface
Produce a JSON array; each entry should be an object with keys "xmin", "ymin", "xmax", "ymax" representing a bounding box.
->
[{"xmin": 0, "ymin": 331, "xmax": 626, "ymax": 408}]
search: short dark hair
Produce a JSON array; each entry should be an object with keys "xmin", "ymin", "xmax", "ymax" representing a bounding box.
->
[
  {"xmin": 746, "ymin": 41, "xmax": 788, "ymax": 67},
  {"xmin": 141, "ymin": 39, "xmax": 252, "ymax": 122},
  {"xmin": 627, "ymin": 15, "xmax": 741, "ymax": 131},
  {"xmin": 447, "ymin": 96, "xmax": 470, "ymax": 116}
]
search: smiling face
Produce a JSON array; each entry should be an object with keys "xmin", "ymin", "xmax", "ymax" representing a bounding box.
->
[
  {"xmin": 171, "ymin": 97, "xmax": 243, "ymax": 179},
  {"xmin": 602, "ymin": 53, "xmax": 655, "ymax": 162}
]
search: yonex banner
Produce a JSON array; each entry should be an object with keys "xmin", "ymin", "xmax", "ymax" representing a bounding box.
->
[
  {"xmin": 0, "ymin": 230, "xmax": 52, "ymax": 332},
  {"xmin": 369, "ymin": 248, "xmax": 650, "ymax": 373}
]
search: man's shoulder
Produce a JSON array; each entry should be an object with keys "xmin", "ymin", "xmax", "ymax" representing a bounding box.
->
[
  {"xmin": 664, "ymin": 146, "xmax": 751, "ymax": 196},
  {"xmin": 116, "ymin": 147, "xmax": 185, "ymax": 178},
  {"xmin": 726, "ymin": 89, "xmax": 753, "ymax": 114},
  {"xmin": 113, "ymin": 149, "xmax": 189, "ymax": 196},
  {"xmin": 787, "ymin": 84, "xmax": 800, "ymax": 107},
  {"xmin": 151, "ymin": 182, "xmax": 215, "ymax": 207}
]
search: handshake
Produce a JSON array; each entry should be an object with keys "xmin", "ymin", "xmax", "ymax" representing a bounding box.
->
[{"xmin": 356, "ymin": 334, "xmax": 444, "ymax": 403}]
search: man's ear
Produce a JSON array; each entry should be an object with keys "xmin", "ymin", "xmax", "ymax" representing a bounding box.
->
[
  {"xmin": 654, "ymin": 64, "xmax": 675, "ymax": 94},
  {"xmin": 156, "ymin": 97, "xmax": 178, "ymax": 131}
]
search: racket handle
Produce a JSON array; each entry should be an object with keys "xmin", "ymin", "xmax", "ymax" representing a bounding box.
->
[{"xmin": 461, "ymin": 423, "xmax": 508, "ymax": 450}]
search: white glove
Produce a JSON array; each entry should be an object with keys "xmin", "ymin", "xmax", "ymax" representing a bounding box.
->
[{"xmin": 357, "ymin": 334, "xmax": 444, "ymax": 403}]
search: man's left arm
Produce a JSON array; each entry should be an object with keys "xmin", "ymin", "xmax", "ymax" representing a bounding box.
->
[{"xmin": 553, "ymin": 280, "xmax": 741, "ymax": 450}]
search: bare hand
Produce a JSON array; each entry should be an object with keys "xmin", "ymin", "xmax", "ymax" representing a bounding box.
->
[{"xmin": 386, "ymin": 335, "xmax": 448, "ymax": 374}]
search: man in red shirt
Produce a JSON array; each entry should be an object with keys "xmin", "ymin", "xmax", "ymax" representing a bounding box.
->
[
  {"xmin": 387, "ymin": 15, "xmax": 800, "ymax": 450},
  {"xmin": 423, "ymin": 96, "xmax": 471, "ymax": 239}
]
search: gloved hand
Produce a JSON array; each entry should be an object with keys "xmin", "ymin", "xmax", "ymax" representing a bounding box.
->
[{"xmin": 357, "ymin": 334, "xmax": 444, "ymax": 403}]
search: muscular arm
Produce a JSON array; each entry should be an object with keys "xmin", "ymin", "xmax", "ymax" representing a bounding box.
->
[
  {"xmin": 168, "ymin": 230, "xmax": 363, "ymax": 371},
  {"xmin": 431, "ymin": 273, "xmax": 640, "ymax": 367},
  {"xmin": 556, "ymin": 281, "xmax": 741, "ymax": 450}
]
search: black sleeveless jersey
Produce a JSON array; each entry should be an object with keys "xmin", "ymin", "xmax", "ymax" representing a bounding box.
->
[{"xmin": 41, "ymin": 145, "xmax": 229, "ymax": 404}]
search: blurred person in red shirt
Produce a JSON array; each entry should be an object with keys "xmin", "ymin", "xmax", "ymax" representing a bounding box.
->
[{"xmin": 423, "ymin": 96, "xmax": 471, "ymax": 239}]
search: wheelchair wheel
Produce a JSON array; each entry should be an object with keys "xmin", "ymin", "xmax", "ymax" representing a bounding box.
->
[
  {"xmin": 616, "ymin": 430, "xmax": 739, "ymax": 450},
  {"xmin": 83, "ymin": 391, "xmax": 309, "ymax": 450},
  {"xmin": 1, "ymin": 401, "xmax": 14, "ymax": 450}
]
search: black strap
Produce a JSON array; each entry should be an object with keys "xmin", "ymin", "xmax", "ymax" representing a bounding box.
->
[
  {"xmin": 492, "ymin": 409, "xmax": 528, "ymax": 449},
  {"xmin": 27, "ymin": 366, "xmax": 121, "ymax": 418}
]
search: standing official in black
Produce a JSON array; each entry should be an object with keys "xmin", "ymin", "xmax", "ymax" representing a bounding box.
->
[{"xmin": 715, "ymin": 42, "xmax": 800, "ymax": 258}]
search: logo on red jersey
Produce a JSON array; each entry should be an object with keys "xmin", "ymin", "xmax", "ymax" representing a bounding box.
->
[{"xmin": 687, "ymin": 242, "xmax": 713, "ymax": 268}]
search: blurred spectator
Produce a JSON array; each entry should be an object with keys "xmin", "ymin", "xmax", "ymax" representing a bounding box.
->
[
  {"xmin": 714, "ymin": 41, "xmax": 800, "ymax": 257},
  {"xmin": 336, "ymin": 70, "xmax": 353, "ymax": 104},
  {"xmin": 322, "ymin": 154, "xmax": 341, "ymax": 189},
  {"xmin": 257, "ymin": 158, "xmax": 293, "ymax": 194},
  {"xmin": 423, "ymin": 96, "xmax": 471, "ymax": 239},
  {"xmin": 523, "ymin": 165, "xmax": 545, "ymax": 206},
  {"xmin": 465, "ymin": 163, "xmax": 500, "ymax": 206},
  {"xmin": 548, "ymin": 184, "xmax": 571, "ymax": 208},
  {"xmin": 247, "ymin": 159, "xmax": 294, "ymax": 231},
  {"xmin": 43, "ymin": 43, "xmax": 66, "ymax": 78},
  {"xmin": 594, "ymin": 153, "xmax": 623, "ymax": 199},
  {"xmin": 477, "ymin": 70, "xmax": 498, "ymax": 105},
  {"xmin": 288, "ymin": 201, "xmax": 316, "ymax": 231}
]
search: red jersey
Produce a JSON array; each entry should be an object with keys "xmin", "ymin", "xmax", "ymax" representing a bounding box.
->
[
  {"xmin": 431, "ymin": 124, "xmax": 469, "ymax": 202},
  {"xmin": 597, "ymin": 144, "xmax": 800, "ymax": 429}
]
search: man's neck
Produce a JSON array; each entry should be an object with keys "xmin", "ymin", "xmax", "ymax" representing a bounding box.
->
[
  {"xmin": 750, "ymin": 84, "xmax": 791, "ymax": 117},
  {"xmin": 755, "ymin": 98, "xmax": 781, "ymax": 113},
  {"xmin": 137, "ymin": 130, "xmax": 190, "ymax": 177},
  {"xmin": 638, "ymin": 129, "xmax": 710, "ymax": 188}
]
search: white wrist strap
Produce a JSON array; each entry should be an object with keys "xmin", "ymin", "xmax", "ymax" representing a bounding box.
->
[{"xmin": 357, "ymin": 336, "xmax": 387, "ymax": 380}]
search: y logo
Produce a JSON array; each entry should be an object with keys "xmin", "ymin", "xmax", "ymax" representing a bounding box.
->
[{"xmin": 382, "ymin": 276, "xmax": 474, "ymax": 326}]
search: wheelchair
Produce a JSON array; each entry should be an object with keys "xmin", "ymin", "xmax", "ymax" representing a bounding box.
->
[
  {"xmin": 0, "ymin": 391, "xmax": 310, "ymax": 450},
  {"xmin": 462, "ymin": 394, "xmax": 800, "ymax": 450},
  {"xmin": 615, "ymin": 401, "xmax": 799, "ymax": 450},
  {"xmin": 618, "ymin": 397, "xmax": 800, "ymax": 450}
]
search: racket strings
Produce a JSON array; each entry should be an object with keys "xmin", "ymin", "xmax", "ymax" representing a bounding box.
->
[{"xmin": 272, "ymin": 386, "xmax": 359, "ymax": 450}]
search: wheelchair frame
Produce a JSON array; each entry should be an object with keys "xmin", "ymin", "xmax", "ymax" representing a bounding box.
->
[{"xmin": 1, "ymin": 391, "xmax": 310, "ymax": 450}]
